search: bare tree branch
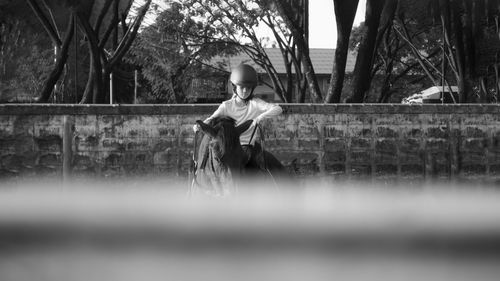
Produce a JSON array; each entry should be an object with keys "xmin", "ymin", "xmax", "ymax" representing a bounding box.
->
[{"xmin": 27, "ymin": 0, "xmax": 62, "ymax": 47}]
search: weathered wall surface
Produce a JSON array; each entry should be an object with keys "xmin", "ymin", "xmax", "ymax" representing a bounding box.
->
[{"xmin": 1, "ymin": 104, "xmax": 500, "ymax": 183}]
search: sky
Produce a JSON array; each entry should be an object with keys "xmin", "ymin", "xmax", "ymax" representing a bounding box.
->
[{"xmin": 309, "ymin": 0, "xmax": 366, "ymax": 48}]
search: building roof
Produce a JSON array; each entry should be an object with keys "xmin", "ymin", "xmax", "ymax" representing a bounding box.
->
[{"xmin": 212, "ymin": 48, "xmax": 356, "ymax": 75}]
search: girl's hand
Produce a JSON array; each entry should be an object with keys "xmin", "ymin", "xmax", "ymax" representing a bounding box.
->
[
  {"xmin": 252, "ymin": 116, "xmax": 262, "ymax": 128},
  {"xmin": 193, "ymin": 124, "xmax": 200, "ymax": 132}
]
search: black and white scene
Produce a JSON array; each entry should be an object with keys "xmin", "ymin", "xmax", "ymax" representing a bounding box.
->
[{"xmin": 1, "ymin": 0, "xmax": 500, "ymax": 280}]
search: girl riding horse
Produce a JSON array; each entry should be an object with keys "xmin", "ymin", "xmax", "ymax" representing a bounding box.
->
[{"xmin": 194, "ymin": 63, "xmax": 283, "ymax": 173}]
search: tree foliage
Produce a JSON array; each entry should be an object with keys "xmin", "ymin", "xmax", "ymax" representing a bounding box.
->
[
  {"xmin": 345, "ymin": 0, "xmax": 500, "ymax": 103},
  {"xmin": 183, "ymin": 0, "xmax": 320, "ymax": 103},
  {"xmin": 0, "ymin": 2, "xmax": 53, "ymax": 102},
  {"xmin": 126, "ymin": 2, "xmax": 239, "ymax": 103},
  {"xmin": 16, "ymin": 0, "xmax": 151, "ymax": 103},
  {"xmin": 6, "ymin": 0, "xmax": 500, "ymax": 104}
]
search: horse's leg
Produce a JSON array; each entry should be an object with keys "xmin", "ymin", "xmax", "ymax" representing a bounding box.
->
[
  {"xmin": 241, "ymin": 144, "xmax": 286, "ymax": 189},
  {"xmin": 249, "ymin": 143, "xmax": 284, "ymax": 172},
  {"xmin": 262, "ymin": 150, "xmax": 285, "ymax": 171},
  {"xmin": 261, "ymin": 150, "xmax": 300, "ymax": 190}
]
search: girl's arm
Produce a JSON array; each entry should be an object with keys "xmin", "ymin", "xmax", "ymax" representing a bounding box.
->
[
  {"xmin": 254, "ymin": 100, "xmax": 282, "ymax": 123},
  {"xmin": 193, "ymin": 103, "xmax": 225, "ymax": 132},
  {"xmin": 203, "ymin": 103, "xmax": 225, "ymax": 124}
]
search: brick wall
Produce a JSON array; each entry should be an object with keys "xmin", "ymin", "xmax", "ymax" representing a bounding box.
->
[{"xmin": 1, "ymin": 104, "xmax": 500, "ymax": 183}]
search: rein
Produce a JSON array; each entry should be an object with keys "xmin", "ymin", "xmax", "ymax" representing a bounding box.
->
[
  {"xmin": 189, "ymin": 131, "xmax": 200, "ymax": 194},
  {"xmin": 248, "ymin": 123, "xmax": 278, "ymax": 188},
  {"xmin": 248, "ymin": 123, "xmax": 258, "ymax": 145}
]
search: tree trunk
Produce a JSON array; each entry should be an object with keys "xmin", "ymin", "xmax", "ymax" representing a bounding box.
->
[
  {"xmin": 460, "ymin": 0, "xmax": 476, "ymax": 102},
  {"xmin": 26, "ymin": 0, "xmax": 62, "ymax": 47},
  {"xmin": 377, "ymin": 62, "xmax": 394, "ymax": 103},
  {"xmin": 274, "ymin": 0, "xmax": 323, "ymax": 102},
  {"xmin": 374, "ymin": 0, "xmax": 399, "ymax": 52},
  {"xmin": 266, "ymin": 22, "xmax": 296, "ymax": 102},
  {"xmin": 37, "ymin": 15, "xmax": 75, "ymax": 103},
  {"xmin": 325, "ymin": 0, "xmax": 359, "ymax": 103},
  {"xmin": 79, "ymin": 56, "xmax": 94, "ymax": 104},
  {"xmin": 376, "ymin": 0, "xmax": 399, "ymax": 102},
  {"xmin": 76, "ymin": 13, "xmax": 104, "ymax": 103},
  {"xmin": 300, "ymin": 43, "xmax": 323, "ymax": 102},
  {"xmin": 299, "ymin": 75, "xmax": 307, "ymax": 102},
  {"xmin": 451, "ymin": 1, "xmax": 468, "ymax": 102},
  {"xmin": 348, "ymin": 0, "xmax": 386, "ymax": 103},
  {"xmin": 285, "ymin": 62, "xmax": 294, "ymax": 102},
  {"xmin": 108, "ymin": 0, "xmax": 151, "ymax": 68}
]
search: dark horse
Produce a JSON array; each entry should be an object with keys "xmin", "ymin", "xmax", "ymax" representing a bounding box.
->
[{"xmin": 190, "ymin": 116, "xmax": 287, "ymax": 196}]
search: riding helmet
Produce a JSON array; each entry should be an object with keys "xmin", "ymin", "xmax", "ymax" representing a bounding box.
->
[{"xmin": 230, "ymin": 64, "xmax": 258, "ymax": 88}]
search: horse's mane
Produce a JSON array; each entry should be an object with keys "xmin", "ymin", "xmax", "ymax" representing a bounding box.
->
[
  {"xmin": 207, "ymin": 116, "xmax": 236, "ymax": 127},
  {"xmin": 205, "ymin": 116, "xmax": 240, "ymax": 156}
]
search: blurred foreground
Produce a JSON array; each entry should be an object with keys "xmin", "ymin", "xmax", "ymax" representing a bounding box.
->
[{"xmin": 1, "ymin": 179, "xmax": 500, "ymax": 281}]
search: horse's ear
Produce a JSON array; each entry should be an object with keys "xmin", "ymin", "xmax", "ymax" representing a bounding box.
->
[
  {"xmin": 196, "ymin": 120, "xmax": 217, "ymax": 138},
  {"xmin": 235, "ymin": 120, "xmax": 253, "ymax": 136}
]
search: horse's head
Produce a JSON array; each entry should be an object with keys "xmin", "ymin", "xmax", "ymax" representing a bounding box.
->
[{"xmin": 194, "ymin": 117, "xmax": 253, "ymax": 196}]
